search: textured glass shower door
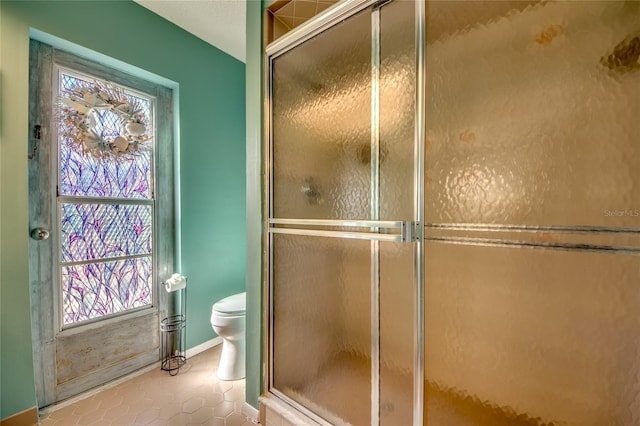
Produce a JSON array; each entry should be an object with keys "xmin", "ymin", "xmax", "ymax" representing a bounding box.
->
[
  {"xmin": 423, "ymin": 1, "xmax": 640, "ymax": 425},
  {"xmin": 267, "ymin": 1, "xmax": 420, "ymax": 425}
]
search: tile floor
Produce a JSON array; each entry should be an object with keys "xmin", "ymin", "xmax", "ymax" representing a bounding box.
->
[{"xmin": 39, "ymin": 345, "xmax": 256, "ymax": 426}]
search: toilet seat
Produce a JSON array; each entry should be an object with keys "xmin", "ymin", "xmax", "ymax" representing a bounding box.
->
[{"xmin": 212, "ymin": 292, "xmax": 246, "ymax": 316}]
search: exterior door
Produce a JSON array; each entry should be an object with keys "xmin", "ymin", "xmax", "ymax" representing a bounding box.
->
[
  {"xmin": 28, "ymin": 40, "xmax": 174, "ymax": 407},
  {"xmin": 266, "ymin": 1, "xmax": 423, "ymax": 425}
]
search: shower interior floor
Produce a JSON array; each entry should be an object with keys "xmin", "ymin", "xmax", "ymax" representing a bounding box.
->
[{"xmin": 282, "ymin": 351, "xmax": 551, "ymax": 426}]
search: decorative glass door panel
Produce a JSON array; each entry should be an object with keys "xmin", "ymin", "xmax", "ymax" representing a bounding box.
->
[{"xmin": 57, "ymin": 70, "xmax": 155, "ymax": 326}]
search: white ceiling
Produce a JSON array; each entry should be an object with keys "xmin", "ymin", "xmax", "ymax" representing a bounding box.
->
[{"xmin": 134, "ymin": 0, "xmax": 247, "ymax": 63}]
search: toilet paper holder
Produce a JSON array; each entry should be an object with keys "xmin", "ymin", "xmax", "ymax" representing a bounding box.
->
[{"xmin": 160, "ymin": 275, "xmax": 187, "ymax": 375}]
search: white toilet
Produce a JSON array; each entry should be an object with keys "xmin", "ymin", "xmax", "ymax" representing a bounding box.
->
[{"xmin": 210, "ymin": 292, "xmax": 246, "ymax": 380}]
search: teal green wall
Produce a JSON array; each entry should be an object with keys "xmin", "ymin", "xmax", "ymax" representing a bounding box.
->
[
  {"xmin": 1, "ymin": 4, "xmax": 39, "ymax": 417},
  {"xmin": 0, "ymin": 0, "xmax": 245, "ymax": 418},
  {"xmin": 245, "ymin": 0, "xmax": 265, "ymax": 409}
]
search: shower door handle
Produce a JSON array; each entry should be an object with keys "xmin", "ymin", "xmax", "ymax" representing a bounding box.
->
[{"xmin": 269, "ymin": 219, "xmax": 420, "ymax": 243}]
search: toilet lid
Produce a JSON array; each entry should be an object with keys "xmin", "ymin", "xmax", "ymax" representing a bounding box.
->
[{"xmin": 213, "ymin": 292, "xmax": 246, "ymax": 315}]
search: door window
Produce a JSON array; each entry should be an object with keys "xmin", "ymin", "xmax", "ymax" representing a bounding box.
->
[{"xmin": 57, "ymin": 70, "xmax": 155, "ymax": 326}]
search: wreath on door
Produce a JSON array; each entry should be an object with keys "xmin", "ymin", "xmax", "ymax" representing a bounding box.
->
[{"xmin": 57, "ymin": 80, "xmax": 151, "ymax": 159}]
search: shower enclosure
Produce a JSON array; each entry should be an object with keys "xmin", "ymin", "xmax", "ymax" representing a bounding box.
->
[{"xmin": 265, "ymin": 1, "xmax": 640, "ymax": 425}]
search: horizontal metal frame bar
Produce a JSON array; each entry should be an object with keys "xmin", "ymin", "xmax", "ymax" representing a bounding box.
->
[
  {"xmin": 269, "ymin": 218, "xmax": 404, "ymax": 228},
  {"xmin": 269, "ymin": 227, "xmax": 402, "ymax": 242},
  {"xmin": 58, "ymin": 196, "xmax": 154, "ymax": 206},
  {"xmin": 60, "ymin": 253, "xmax": 152, "ymax": 267},
  {"xmin": 425, "ymin": 236, "xmax": 640, "ymax": 255},
  {"xmin": 266, "ymin": 0, "xmax": 377, "ymax": 59},
  {"xmin": 425, "ymin": 223, "xmax": 640, "ymax": 235}
]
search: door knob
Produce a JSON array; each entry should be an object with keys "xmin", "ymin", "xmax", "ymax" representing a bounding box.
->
[{"xmin": 30, "ymin": 227, "xmax": 50, "ymax": 241}]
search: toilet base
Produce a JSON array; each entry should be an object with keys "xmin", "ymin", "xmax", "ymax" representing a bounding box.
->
[{"xmin": 217, "ymin": 338, "xmax": 245, "ymax": 381}]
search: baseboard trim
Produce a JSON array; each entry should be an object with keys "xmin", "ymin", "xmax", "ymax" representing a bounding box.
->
[
  {"xmin": 242, "ymin": 402, "xmax": 260, "ymax": 424},
  {"xmin": 185, "ymin": 336, "xmax": 223, "ymax": 358},
  {"xmin": 0, "ymin": 407, "xmax": 38, "ymax": 426}
]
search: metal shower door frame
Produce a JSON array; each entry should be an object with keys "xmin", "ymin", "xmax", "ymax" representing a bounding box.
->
[{"xmin": 264, "ymin": 1, "xmax": 426, "ymax": 425}]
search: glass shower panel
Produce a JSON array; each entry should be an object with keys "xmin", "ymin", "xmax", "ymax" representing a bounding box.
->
[
  {"xmin": 272, "ymin": 10, "xmax": 372, "ymax": 220},
  {"xmin": 423, "ymin": 1, "xmax": 640, "ymax": 425},
  {"xmin": 272, "ymin": 234, "xmax": 371, "ymax": 425},
  {"xmin": 379, "ymin": 0, "xmax": 415, "ymax": 221},
  {"xmin": 380, "ymin": 242, "xmax": 414, "ymax": 426},
  {"xmin": 424, "ymin": 1, "xmax": 640, "ymax": 226},
  {"xmin": 424, "ymin": 242, "xmax": 640, "ymax": 426},
  {"xmin": 378, "ymin": 7, "xmax": 416, "ymax": 419}
]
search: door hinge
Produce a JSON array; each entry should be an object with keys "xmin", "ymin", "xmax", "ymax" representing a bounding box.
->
[{"xmin": 28, "ymin": 125, "xmax": 42, "ymax": 160}]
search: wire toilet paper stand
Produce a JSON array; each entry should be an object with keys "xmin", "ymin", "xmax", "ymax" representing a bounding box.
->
[{"xmin": 161, "ymin": 275, "xmax": 187, "ymax": 375}]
